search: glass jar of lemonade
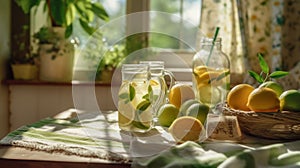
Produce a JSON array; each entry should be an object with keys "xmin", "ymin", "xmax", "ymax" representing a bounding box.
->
[
  {"xmin": 118, "ymin": 64, "xmax": 154, "ymax": 133},
  {"xmin": 192, "ymin": 37, "xmax": 230, "ymax": 113}
]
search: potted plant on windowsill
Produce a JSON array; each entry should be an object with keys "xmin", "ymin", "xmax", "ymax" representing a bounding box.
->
[
  {"xmin": 96, "ymin": 44, "xmax": 127, "ymax": 82},
  {"xmin": 33, "ymin": 26, "xmax": 76, "ymax": 81},
  {"xmin": 11, "ymin": 25, "xmax": 38, "ymax": 80},
  {"xmin": 80, "ymin": 31, "xmax": 126, "ymax": 82},
  {"xmin": 15, "ymin": 0, "xmax": 109, "ymax": 82}
]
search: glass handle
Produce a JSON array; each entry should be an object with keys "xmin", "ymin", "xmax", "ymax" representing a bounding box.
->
[{"xmin": 163, "ymin": 69, "xmax": 176, "ymax": 98}]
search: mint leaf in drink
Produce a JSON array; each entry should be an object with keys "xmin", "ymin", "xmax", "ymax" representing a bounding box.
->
[
  {"xmin": 129, "ymin": 83, "xmax": 135, "ymax": 101},
  {"xmin": 136, "ymin": 100, "xmax": 151, "ymax": 112},
  {"xmin": 119, "ymin": 93, "xmax": 129, "ymax": 99}
]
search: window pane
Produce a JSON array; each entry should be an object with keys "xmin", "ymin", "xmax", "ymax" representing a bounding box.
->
[
  {"xmin": 73, "ymin": 0, "xmax": 126, "ymax": 46},
  {"xmin": 149, "ymin": 0, "xmax": 201, "ymax": 50},
  {"xmin": 97, "ymin": 0, "xmax": 126, "ymax": 45}
]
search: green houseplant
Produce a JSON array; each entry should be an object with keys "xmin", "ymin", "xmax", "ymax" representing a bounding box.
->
[
  {"xmin": 11, "ymin": 25, "xmax": 38, "ymax": 80},
  {"xmin": 15, "ymin": 0, "xmax": 109, "ymax": 37},
  {"xmin": 82, "ymin": 31, "xmax": 126, "ymax": 82},
  {"xmin": 96, "ymin": 44, "xmax": 126, "ymax": 82},
  {"xmin": 15, "ymin": 0, "xmax": 109, "ymax": 82}
]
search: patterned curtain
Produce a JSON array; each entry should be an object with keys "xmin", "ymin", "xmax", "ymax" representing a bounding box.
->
[{"xmin": 200, "ymin": 0, "xmax": 300, "ymax": 89}]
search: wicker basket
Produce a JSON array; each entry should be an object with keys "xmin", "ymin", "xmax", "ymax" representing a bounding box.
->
[{"xmin": 222, "ymin": 104, "xmax": 300, "ymax": 140}]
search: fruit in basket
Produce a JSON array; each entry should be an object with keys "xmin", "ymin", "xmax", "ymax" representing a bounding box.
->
[
  {"xmin": 168, "ymin": 116, "xmax": 204, "ymax": 143},
  {"xmin": 227, "ymin": 84, "xmax": 255, "ymax": 111},
  {"xmin": 259, "ymin": 81, "xmax": 284, "ymax": 97},
  {"xmin": 247, "ymin": 87, "xmax": 280, "ymax": 112},
  {"xmin": 279, "ymin": 90, "xmax": 300, "ymax": 112},
  {"xmin": 157, "ymin": 104, "xmax": 179, "ymax": 127},
  {"xmin": 186, "ymin": 103, "xmax": 210, "ymax": 124},
  {"xmin": 168, "ymin": 83, "xmax": 195, "ymax": 108}
]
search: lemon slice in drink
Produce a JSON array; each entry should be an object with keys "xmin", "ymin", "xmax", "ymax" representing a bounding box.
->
[
  {"xmin": 149, "ymin": 79, "xmax": 159, "ymax": 86},
  {"xmin": 136, "ymin": 110, "xmax": 153, "ymax": 129},
  {"xmin": 197, "ymin": 71, "xmax": 221, "ymax": 87},
  {"xmin": 131, "ymin": 100, "xmax": 153, "ymax": 130},
  {"xmin": 118, "ymin": 101, "xmax": 135, "ymax": 127},
  {"xmin": 193, "ymin": 66, "xmax": 214, "ymax": 76},
  {"xmin": 198, "ymin": 85, "xmax": 221, "ymax": 106}
]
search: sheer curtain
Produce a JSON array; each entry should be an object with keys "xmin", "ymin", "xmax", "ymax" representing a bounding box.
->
[{"xmin": 200, "ymin": 0, "xmax": 300, "ymax": 89}]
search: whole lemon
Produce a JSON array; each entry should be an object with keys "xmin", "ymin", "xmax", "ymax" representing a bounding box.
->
[
  {"xmin": 227, "ymin": 84, "xmax": 255, "ymax": 111},
  {"xmin": 259, "ymin": 81, "xmax": 284, "ymax": 97},
  {"xmin": 247, "ymin": 87, "xmax": 280, "ymax": 112},
  {"xmin": 168, "ymin": 83, "xmax": 195, "ymax": 109},
  {"xmin": 157, "ymin": 104, "xmax": 179, "ymax": 127},
  {"xmin": 186, "ymin": 103, "xmax": 210, "ymax": 124},
  {"xmin": 279, "ymin": 90, "xmax": 300, "ymax": 112},
  {"xmin": 168, "ymin": 116, "xmax": 204, "ymax": 143}
]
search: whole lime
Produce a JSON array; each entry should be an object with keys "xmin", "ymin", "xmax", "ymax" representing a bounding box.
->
[
  {"xmin": 279, "ymin": 90, "xmax": 300, "ymax": 112},
  {"xmin": 186, "ymin": 103, "xmax": 210, "ymax": 124},
  {"xmin": 157, "ymin": 104, "xmax": 179, "ymax": 127},
  {"xmin": 179, "ymin": 99, "xmax": 200, "ymax": 116},
  {"xmin": 259, "ymin": 81, "xmax": 284, "ymax": 97}
]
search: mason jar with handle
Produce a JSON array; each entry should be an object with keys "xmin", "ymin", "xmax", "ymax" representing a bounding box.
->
[
  {"xmin": 118, "ymin": 64, "xmax": 154, "ymax": 133},
  {"xmin": 192, "ymin": 37, "xmax": 230, "ymax": 114},
  {"xmin": 139, "ymin": 61, "xmax": 176, "ymax": 117}
]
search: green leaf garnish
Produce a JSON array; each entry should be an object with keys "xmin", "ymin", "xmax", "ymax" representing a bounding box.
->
[
  {"xmin": 248, "ymin": 53, "xmax": 289, "ymax": 83},
  {"xmin": 129, "ymin": 84, "xmax": 135, "ymax": 101},
  {"xmin": 258, "ymin": 53, "xmax": 269, "ymax": 74},
  {"xmin": 248, "ymin": 70, "xmax": 264, "ymax": 83},
  {"xmin": 269, "ymin": 71, "xmax": 289, "ymax": 79}
]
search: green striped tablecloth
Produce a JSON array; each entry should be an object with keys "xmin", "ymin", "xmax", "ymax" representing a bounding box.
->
[
  {"xmin": 0, "ymin": 110, "xmax": 175, "ymax": 163},
  {"xmin": 1, "ymin": 110, "xmax": 300, "ymax": 167}
]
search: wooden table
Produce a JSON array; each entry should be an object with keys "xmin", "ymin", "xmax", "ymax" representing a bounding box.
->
[{"xmin": 0, "ymin": 145, "xmax": 130, "ymax": 168}]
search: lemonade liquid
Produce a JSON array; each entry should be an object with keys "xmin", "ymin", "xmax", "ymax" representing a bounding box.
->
[
  {"xmin": 192, "ymin": 66, "xmax": 230, "ymax": 109},
  {"xmin": 118, "ymin": 64, "xmax": 154, "ymax": 133}
]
